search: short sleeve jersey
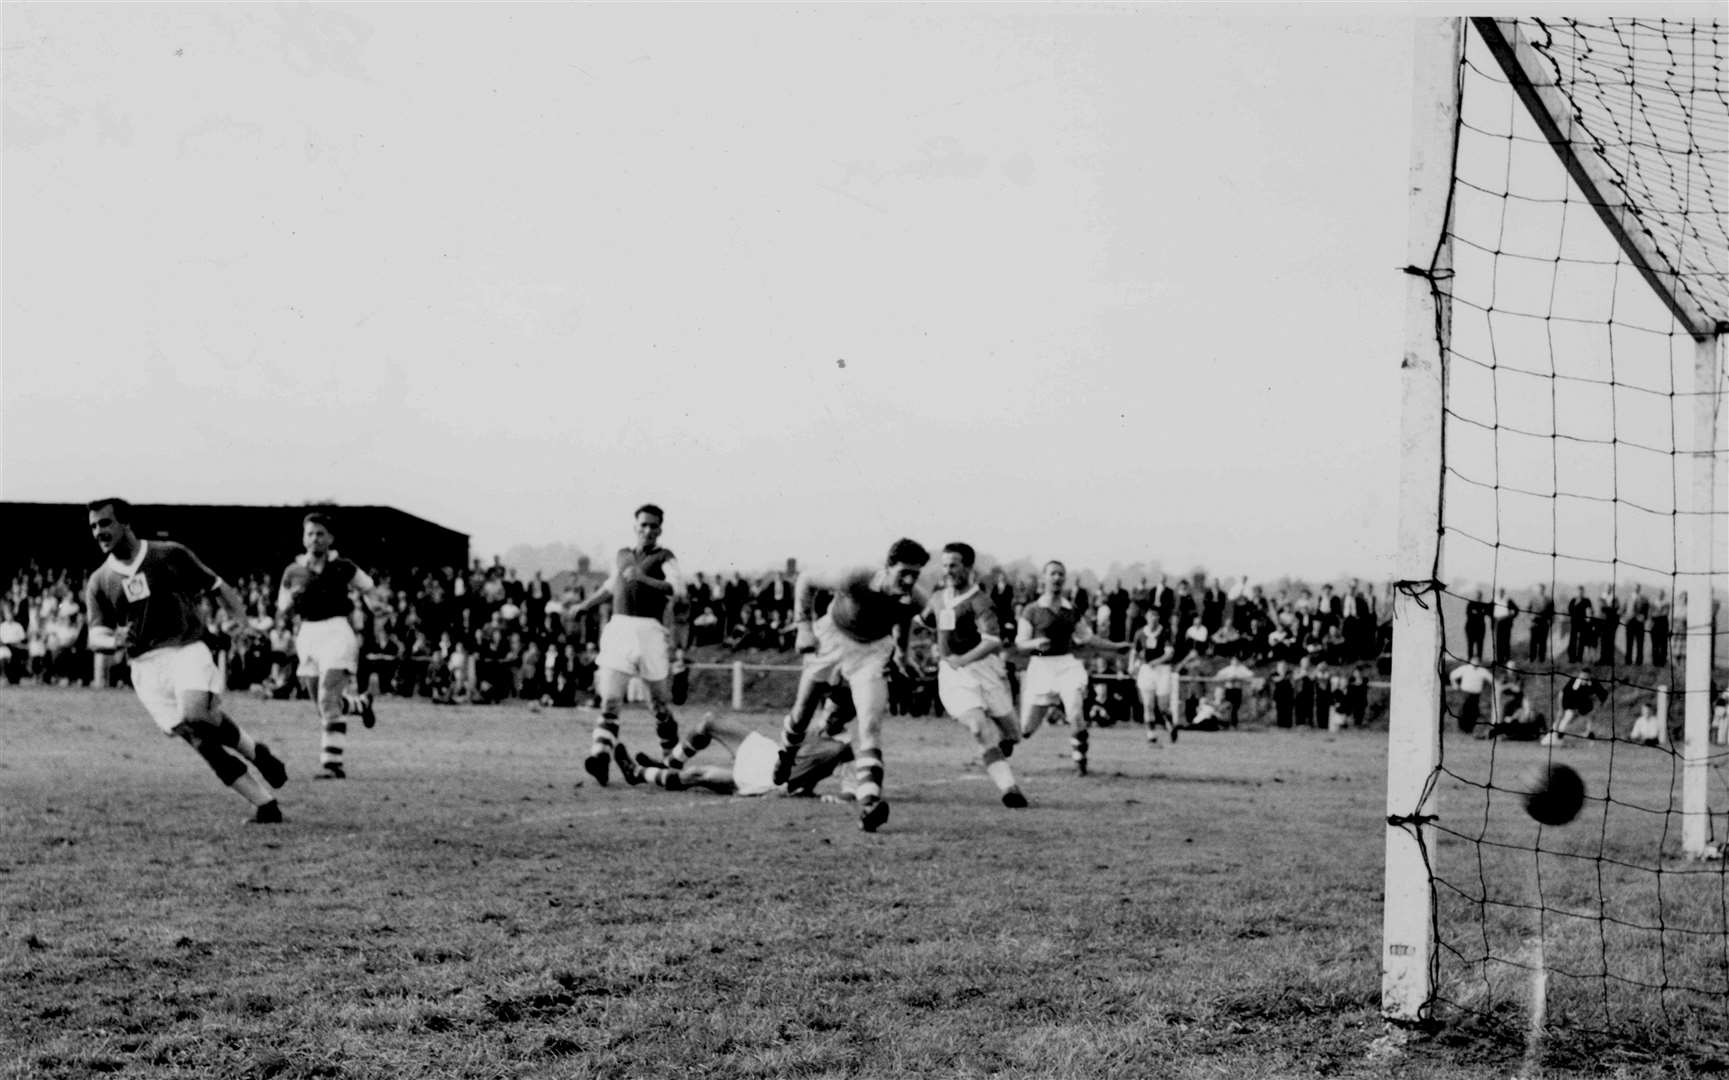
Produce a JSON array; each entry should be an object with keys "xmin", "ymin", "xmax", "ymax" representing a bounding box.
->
[
  {"xmin": 828, "ymin": 569, "xmax": 919, "ymax": 644},
  {"xmin": 279, "ymin": 556, "xmax": 365, "ymax": 621},
  {"xmin": 84, "ymin": 541, "xmax": 219, "ymax": 658},
  {"xmin": 614, "ymin": 546, "xmax": 676, "ymax": 620},
  {"xmin": 1134, "ymin": 620, "xmax": 1173, "ymax": 665},
  {"xmin": 1022, "ymin": 598, "xmax": 1081, "ymax": 656},
  {"xmin": 924, "ymin": 585, "xmax": 999, "ymax": 659}
]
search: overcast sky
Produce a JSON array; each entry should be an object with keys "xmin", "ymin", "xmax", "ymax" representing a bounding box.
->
[{"xmin": 4, "ymin": 2, "xmax": 1723, "ymax": 585}]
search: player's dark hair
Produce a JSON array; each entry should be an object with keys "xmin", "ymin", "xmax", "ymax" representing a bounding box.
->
[
  {"xmin": 885, "ymin": 538, "xmax": 930, "ymax": 568},
  {"xmin": 635, "ymin": 503, "xmax": 665, "ymax": 521},
  {"xmin": 86, "ymin": 497, "xmax": 132, "ymax": 524},
  {"xmin": 942, "ymin": 542, "xmax": 976, "ymax": 568},
  {"xmin": 1044, "ymin": 559, "xmax": 1066, "ymax": 574},
  {"xmin": 303, "ymin": 511, "xmax": 334, "ymax": 533}
]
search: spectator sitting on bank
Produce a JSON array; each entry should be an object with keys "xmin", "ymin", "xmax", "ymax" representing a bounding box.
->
[
  {"xmin": 1628, "ymin": 701, "xmax": 1665, "ymax": 747},
  {"xmin": 0, "ymin": 602, "xmax": 26, "ymax": 684},
  {"xmin": 1216, "ymin": 657, "xmax": 1256, "ymax": 727},
  {"xmin": 1448, "ymin": 657, "xmax": 1494, "ymax": 734}
]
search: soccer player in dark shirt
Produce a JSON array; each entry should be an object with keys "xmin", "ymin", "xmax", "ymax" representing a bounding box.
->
[
  {"xmin": 920, "ymin": 543, "xmax": 1027, "ymax": 808},
  {"xmin": 566, "ymin": 504, "xmax": 687, "ymax": 786},
  {"xmin": 83, "ymin": 498, "xmax": 288, "ymax": 824},
  {"xmin": 773, "ymin": 538, "xmax": 930, "ymax": 832},
  {"xmin": 276, "ymin": 512, "xmax": 379, "ymax": 779}
]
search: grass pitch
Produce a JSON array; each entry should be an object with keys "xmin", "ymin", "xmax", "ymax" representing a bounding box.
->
[{"xmin": 2, "ymin": 686, "xmax": 1722, "ymax": 1079}]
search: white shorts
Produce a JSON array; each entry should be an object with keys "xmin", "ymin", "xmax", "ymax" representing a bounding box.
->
[
  {"xmin": 130, "ymin": 641, "xmax": 224, "ymax": 733},
  {"xmin": 803, "ymin": 614, "xmax": 894, "ymax": 721},
  {"xmin": 937, "ymin": 653, "xmax": 1014, "ymax": 718},
  {"xmin": 597, "ymin": 614, "xmax": 671, "ymax": 683},
  {"xmin": 1136, "ymin": 663, "xmax": 1176, "ymax": 703},
  {"xmin": 1024, "ymin": 654, "xmax": 1090, "ymax": 705},
  {"xmin": 296, "ymin": 616, "xmax": 360, "ymax": 678}
]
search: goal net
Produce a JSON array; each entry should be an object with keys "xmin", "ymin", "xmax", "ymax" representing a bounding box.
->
[{"xmin": 1384, "ymin": 16, "xmax": 1729, "ymax": 1061}]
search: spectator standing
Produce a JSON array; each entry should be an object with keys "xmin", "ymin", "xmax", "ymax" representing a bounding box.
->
[
  {"xmin": 1151, "ymin": 574, "xmax": 1175, "ymax": 633},
  {"xmin": 1267, "ymin": 660, "xmax": 1295, "ymax": 728},
  {"xmin": 1567, "ymin": 586, "xmax": 1594, "ymax": 664},
  {"xmin": 1106, "ymin": 580, "xmax": 1131, "ymax": 644},
  {"xmin": 1463, "ymin": 589, "xmax": 1489, "ymax": 663},
  {"xmin": 1174, "ymin": 581, "xmax": 1198, "ymax": 649},
  {"xmin": 1651, "ymin": 590, "xmax": 1672, "ymax": 668},
  {"xmin": 1529, "ymin": 584, "xmax": 1555, "ymax": 663},
  {"xmin": 1626, "ymin": 584, "xmax": 1649, "ymax": 666},
  {"xmin": 1491, "ymin": 587, "xmax": 1519, "ymax": 667},
  {"xmin": 1597, "ymin": 587, "xmax": 1621, "ymax": 666}
]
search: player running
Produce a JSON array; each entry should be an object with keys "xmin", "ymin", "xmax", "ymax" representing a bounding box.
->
[
  {"xmin": 277, "ymin": 512, "xmax": 379, "ymax": 780},
  {"xmin": 1132, "ymin": 607, "xmax": 1179, "ymax": 743},
  {"xmin": 83, "ymin": 498, "xmax": 289, "ymax": 824},
  {"xmin": 772, "ymin": 538, "xmax": 930, "ymax": 832},
  {"xmin": 1015, "ymin": 559, "xmax": 1129, "ymax": 776},
  {"xmin": 566, "ymin": 504, "xmax": 687, "ymax": 786},
  {"xmin": 920, "ymin": 542, "xmax": 1029, "ymax": 809}
]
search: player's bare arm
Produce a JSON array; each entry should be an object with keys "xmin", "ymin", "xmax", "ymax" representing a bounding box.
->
[
  {"xmin": 1073, "ymin": 620, "xmax": 1131, "ymax": 654},
  {"xmin": 568, "ymin": 573, "xmax": 618, "ymax": 616},
  {"xmin": 1016, "ymin": 616, "xmax": 1050, "ymax": 654}
]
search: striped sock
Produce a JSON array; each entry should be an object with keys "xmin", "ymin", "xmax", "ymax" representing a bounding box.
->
[
  {"xmin": 1071, "ymin": 728, "xmax": 1089, "ymax": 771},
  {"xmin": 854, "ymin": 748, "xmax": 884, "ymax": 805},
  {"xmin": 665, "ymin": 722, "xmax": 713, "ymax": 769},
  {"xmin": 320, "ymin": 715, "xmax": 347, "ymax": 768},
  {"xmin": 654, "ymin": 707, "xmax": 681, "ymax": 762},
  {"xmin": 590, "ymin": 714, "xmax": 620, "ymax": 758}
]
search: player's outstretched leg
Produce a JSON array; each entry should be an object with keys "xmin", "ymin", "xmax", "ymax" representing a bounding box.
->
[
  {"xmin": 657, "ymin": 707, "xmax": 710, "ymax": 769},
  {"xmin": 649, "ymin": 683, "xmax": 681, "ymax": 764},
  {"xmin": 853, "ymin": 693, "xmax": 889, "ymax": 832},
  {"xmin": 775, "ymin": 674, "xmax": 829, "ymax": 787},
  {"xmin": 175, "ymin": 698, "xmax": 283, "ymax": 824},
  {"xmin": 216, "ymin": 710, "xmax": 288, "ymax": 790},
  {"xmin": 615, "ymin": 742, "xmax": 689, "ymax": 790},
  {"xmin": 957, "ymin": 708, "xmax": 1027, "ymax": 809}
]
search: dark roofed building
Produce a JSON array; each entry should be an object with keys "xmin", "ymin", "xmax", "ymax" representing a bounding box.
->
[{"xmin": 1, "ymin": 502, "xmax": 469, "ymax": 584}]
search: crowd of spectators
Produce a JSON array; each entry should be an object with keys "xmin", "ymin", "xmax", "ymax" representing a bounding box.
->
[
  {"xmin": 1, "ymin": 558, "xmax": 1392, "ymax": 709},
  {"xmin": 13, "ymin": 553, "xmax": 1701, "ymax": 730}
]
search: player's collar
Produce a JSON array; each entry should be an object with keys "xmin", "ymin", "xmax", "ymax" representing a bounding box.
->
[
  {"xmin": 297, "ymin": 550, "xmax": 340, "ymax": 567},
  {"xmin": 105, "ymin": 540, "xmax": 148, "ymax": 577},
  {"xmin": 943, "ymin": 583, "xmax": 979, "ymax": 605}
]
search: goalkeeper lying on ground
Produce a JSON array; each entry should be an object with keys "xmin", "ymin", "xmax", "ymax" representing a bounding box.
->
[{"xmin": 612, "ymin": 686, "xmax": 858, "ymax": 799}]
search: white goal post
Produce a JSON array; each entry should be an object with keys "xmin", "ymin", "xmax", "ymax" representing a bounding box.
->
[{"xmin": 1383, "ymin": 15, "xmax": 1728, "ymax": 1026}]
